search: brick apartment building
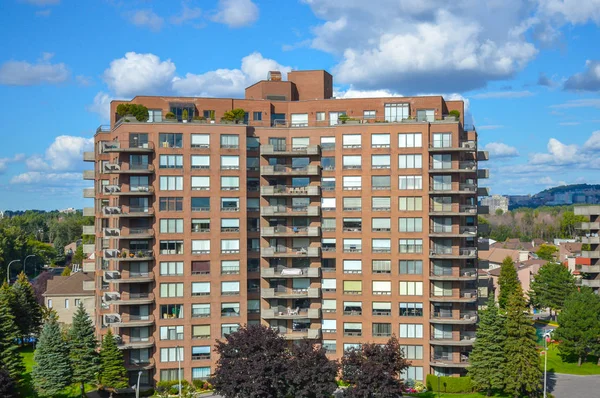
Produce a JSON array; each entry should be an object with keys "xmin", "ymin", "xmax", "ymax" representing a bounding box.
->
[
  {"xmin": 575, "ymin": 206, "xmax": 600, "ymax": 292},
  {"xmin": 82, "ymin": 70, "xmax": 489, "ymax": 387}
]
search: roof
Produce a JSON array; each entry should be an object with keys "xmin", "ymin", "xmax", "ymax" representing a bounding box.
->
[
  {"xmin": 487, "ymin": 259, "xmax": 547, "ymax": 276},
  {"xmin": 478, "ymin": 247, "xmax": 522, "ymax": 264},
  {"xmin": 490, "ymin": 240, "xmax": 534, "ymax": 251},
  {"xmin": 560, "ymin": 242, "xmax": 582, "ymax": 254},
  {"xmin": 43, "ymin": 271, "xmax": 94, "ymax": 297}
]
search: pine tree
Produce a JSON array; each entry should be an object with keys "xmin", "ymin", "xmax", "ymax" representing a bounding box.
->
[
  {"xmin": 529, "ymin": 262, "xmax": 577, "ymax": 319},
  {"xmin": 12, "ymin": 272, "xmax": 43, "ymax": 340},
  {"xmin": 99, "ymin": 329, "xmax": 128, "ymax": 391},
  {"xmin": 68, "ymin": 303, "xmax": 99, "ymax": 397},
  {"xmin": 498, "ymin": 256, "xmax": 520, "ymax": 310},
  {"xmin": 503, "ymin": 286, "xmax": 542, "ymax": 397},
  {"xmin": 0, "ymin": 285, "xmax": 24, "ymax": 381},
  {"xmin": 468, "ymin": 295, "xmax": 507, "ymax": 395},
  {"xmin": 33, "ymin": 311, "xmax": 73, "ymax": 396},
  {"xmin": 0, "ymin": 365, "xmax": 18, "ymax": 398}
]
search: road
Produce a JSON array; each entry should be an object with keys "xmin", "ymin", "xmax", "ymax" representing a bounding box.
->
[{"xmin": 548, "ymin": 373, "xmax": 600, "ymax": 398}]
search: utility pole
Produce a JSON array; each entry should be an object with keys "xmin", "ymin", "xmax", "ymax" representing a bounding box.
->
[{"xmin": 6, "ymin": 260, "xmax": 21, "ymax": 283}]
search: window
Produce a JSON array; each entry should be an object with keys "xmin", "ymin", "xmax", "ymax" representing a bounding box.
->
[
  {"xmin": 160, "ymin": 176, "xmax": 183, "ymax": 191},
  {"xmin": 342, "ymin": 135, "xmax": 361, "ymax": 148},
  {"xmin": 399, "ymin": 281, "xmax": 423, "ymax": 296},
  {"xmin": 160, "ymin": 219, "xmax": 183, "ymax": 234},
  {"xmin": 433, "ymin": 133, "xmax": 452, "ymax": 148},
  {"xmin": 322, "ymin": 299, "xmax": 336, "ymax": 313},
  {"xmin": 291, "ymin": 113, "xmax": 309, "ymax": 127},
  {"xmin": 192, "ymin": 304, "xmax": 210, "ymax": 318},
  {"xmin": 321, "ymin": 136, "xmax": 335, "ymax": 150},
  {"xmin": 316, "ymin": 112, "xmax": 326, "ymax": 121},
  {"xmin": 399, "ymin": 324, "xmax": 423, "ymax": 339},
  {"xmin": 343, "ymin": 301, "xmax": 361, "ymax": 315},
  {"xmin": 221, "ymin": 176, "xmax": 240, "ymax": 191},
  {"xmin": 221, "ymin": 198, "xmax": 239, "ymax": 211},
  {"xmin": 371, "ymin": 155, "xmax": 390, "ymax": 169},
  {"xmin": 417, "ymin": 109, "xmax": 435, "ymax": 122},
  {"xmin": 322, "ymin": 238, "xmax": 336, "ymax": 252},
  {"xmin": 343, "ymin": 155, "xmax": 361, "ymax": 169},
  {"xmin": 159, "ymin": 197, "xmax": 183, "ymax": 212},
  {"xmin": 399, "ymin": 197, "xmax": 422, "ymax": 211},
  {"xmin": 433, "ymin": 281, "xmax": 454, "ymax": 296},
  {"xmin": 247, "ymin": 137, "xmax": 259, "ymax": 151},
  {"xmin": 330, "ymin": 111, "xmax": 346, "ymax": 126},
  {"xmin": 433, "ymin": 175, "xmax": 452, "ymax": 191},
  {"xmin": 372, "ymin": 218, "xmax": 391, "ymax": 232},
  {"xmin": 344, "ymin": 322, "xmax": 363, "ymax": 336},
  {"xmin": 373, "ymin": 323, "xmax": 392, "ymax": 337},
  {"xmin": 160, "ymin": 155, "xmax": 183, "ymax": 169},
  {"xmin": 247, "ymin": 198, "xmax": 259, "ymax": 212},
  {"xmin": 399, "ymin": 154, "xmax": 423, "ymax": 169},
  {"xmin": 159, "ymin": 133, "xmax": 183, "ymax": 148},
  {"xmin": 248, "ymin": 300, "xmax": 260, "ymax": 314},
  {"xmin": 221, "ymin": 218, "xmax": 239, "ymax": 232},
  {"xmin": 148, "ymin": 109, "xmax": 162, "ymax": 122},
  {"xmin": 399, "ymin": 176, "xmax": 422, "ymax": 190},
  {"xmin": 191, "ymin": 134, "xmax": 210, "ymax": 149},
  {"xmin": 191, "ymin": 197, "xmax": 210, "ymax": 212},
  {"xmin": 192, "ymin": 282, "xmax": 211, "ymax": 296},
  {"xmin": 399, "ymin": 239, "xmax": 423, "ymax": 253},
  {"xmin": 160, "ymin": 325, "xmax": 184, "ymax": 340},
  {"xmin": 400, "ymin": 260, "xmax": 423, "ymax": 274},
  {"xmin": 371, "ymin": 133, "xmax": 390, "ymax": 147},
  {"xmin": 192, "ymin": 240, "xmax": 210, "ymax": 254},
  {"xmin": 398, "ymin": 133, "xmax": 422, "ymax": 148},
  {"xmin": 372, "ymin": 239, "xmax": 391, "ymax": 253},
  {"xmin": 322, "ymin": 278, "xmax": 337, "ymax": 293},
  {"xmin": 432, "ymin": 154, "xmax": 452, "ymax": 169},
  {"xmin": 220, "ymin": 135, "xmax": 239, "ymax": 149},
  {"xmin": 192, "ymin": 367, "xmax": 211, "ymax": 380},
  {"xmin": 202, "ymin": 110, "xmax": 215, "ymax": 119},
  {"xmin": 253, "ymin": 111, "xmax": 262, "ymax": 121},
  {"xmin": 323, "ymin": 340, "xmax": 336, "ymax": 354},
  {"xmin": 247, "ymin": 158, "xmax": 260, "ymax": 173},
  {"xmin": 221, "ymin": 156, "xmax": 239, "ymax": 170},
  {"xmin": 192, "ymin": 346, "xmax": 211, "ymax": 360},
  {"xmin": 160, "ymin": 283, "xmax": 183, "ymax": 298},
  {"xmin": 343, "ymin": 197, "xmax": 361, "ymax": 211},
  {"xmin": 322, "ymin": 218, "xmax": 336, "ymax": 231},
  {"xmin": 191, "ymin": 261, "xmax": 210, "ymax": 275},
  {"xmin": 400, "ymin": 345, "xmax": 423, "ymax": 360},
  {"xmin": 221, "ymin": 239, "xmax": 240, "ymax": 254},
  {"xmin": 402, "ymin": 366, "xmax": 424, "ymax": 381},
  {"xmin": 221, "ymin": 281, "xmax": 240, "ymax": 296},
  {"xmin": 160, "ymin": 240, "xmax": 183, "ymax": 255},
  {"xmin": 160, "ymin": 369, "xmax": 180, "ymax": 382},
  {"xmin": 221, "ymin": 302, "xmax": 240, "ymax": 316},
  {"xmin": 343, "ymin": 260, "xmax": 362, "ymax": 274},
  {"xmin": 432, "ymin": 197, "xmax": 452, "ymax": 212},
  {"xmin": 372, "ymin": 197, "xmax": 391, "ymax": 211},
  {"xmin": 160, "ymin": 261, "xmax": 183, "ymax": 276},
  {"xmin": 192, "ymin": 218, "xmax": 210, "ymax": 232},
  {"xmin": 160, "ymin": 347, "xmax": 184, "ymax": 363},
  {"xmin": 372, "ymin": 176, "xmax": 391, "ymax": 190},
  {"xmin": 65, "ymin": 299, "xmax": 69, "ymax": 309},
  {"xmin": 343, "ymin": 217, "xmax": 361, "ymax": 231},
  {"xmin": 372, "ymin": 281, "xmax": 392, "ymax": 295},
  {"xmin": 322, "ymin": 157, "xmax": 335, "ymax": 170},
  {"xmin": 343, "ymin": 280, "xmax": 362, "ymax": 295},
  {"xmin": 372, "ymin": 260, "xmax": 391, "ymax": 274},
  {"xmin": 385, "ymin": 103, "xmax": 409, "ymax": 122},
  {"xmin": 191, "ymin": 155, "xmax": 210, "ymax": 169},
  {"xmin": 344, "ymin": 343, "xmax": 362, "ymax": 351},
  {"xmin": 322, "ymin": 177, "xmax": 336, "ymax": 191},
  {"xmin": 432, "ymin": 217, "xmax": 452, "ymax": 233},
  {"xmin": 372, "ymin": 302, "xmax": 391, "ymax": 316},
  {"xmin": 364, "ymin": 110, "xmax": 376, "ymax": 119},
  {"xmin": 322, "ymin": 319, "xmax": 337, "ymax": 333},
  {"xmin": 400, "ymin": 302, "xmax": 424, "ymax": 316},
  {"xmin": 399, "ymin": 218, "xmax": 423, "ymax": 232},
  {"xmin": 343, "ymin": 176, "xmax": 361, "ymax": 190},
  {"xmin": 221, "ymin": 324, "xmax": 239, "ymax": 337},
  {"xmin": 321, "ymin": 198, "xmax": 336, "ymax": 211},
  {"xmin": 343, "ymin": 239, "xmax": 362, "ymax": 253},
  {"xmin": 74, "ymin": 299, "xmax": 81, "ymax": 307},
  {"xmin": 192, "ymin": 325, "xmax": 211, "ymax": 339}
]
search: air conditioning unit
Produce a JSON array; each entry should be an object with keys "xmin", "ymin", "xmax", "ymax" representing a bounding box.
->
[{"xmin": 464, "ymin": 292, "xmax": 472, "ymax": 298}]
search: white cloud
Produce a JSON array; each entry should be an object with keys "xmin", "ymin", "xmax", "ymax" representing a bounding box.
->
[
  {"xmin": 529, "ymin": 138, "xmax": 578, "ymax": 165},
  {"xmin": 550, "ymin": 99, "xmax": 600, "ymax": 109},
  {"xmin": 537, "ymin": 0, "xmax": 600, "ymax": 25},
  {"xmin": 212, "ymin": 0, "xmax": 259, "ymax": 28},
  {"xmin": 170, "ymin": 3, "xmax": 202, "ymax": 26},
  {"xmin": 478, "ymin": 125, "xmax": 504, "ymax": 130},
  {"xmin": 20, "ymin": 0, "xmax": 60, "ymax": 5},
  {"xmin": 334, "ymin": 86, "xmax": 402, "ymax": 98},
  {"xmin": 102, "ymin": 52, "xmax": 176, "ymax": 98},
  {"xmin": 582, "ymin": 131, "xmax": 600, "ymax": 152},
  {"xmin": 0, "ymin": 154, "xmax": 25, "ymax": 174},
  {"xmin": 10, "ymin": 172, "xmax": 82, "ymax": 185},
  {"xmin": 87, "ymin": 91, "xmax": 113, "ymax": 121},
  {"xmin": 0, "ymin": 53, "xmax": 69, "ymax": 86},
  {"xmin": 471, "ymin": 90, "xmax": 534, "ymax": 99},
  {"xmin": 26, "ymin": 135, "xmax": 93, "ymax": 172},
  {"xmin": 559, "ymin": 122, "xmax": 580, "ymax": 126},
  {"xmin": 76, "ymin": 75, "xmax": 93, "ymax": 86},
  {"xmin": 483, "ymin": 142, "xmax": 519, "ymax": 158},
  {"xmin": 564, "ymin": 60, "xmax": 600, "ymax": 92},
  {"xmin": 128, "ymin": 9, "xmax": 164, "ymax": 32}
]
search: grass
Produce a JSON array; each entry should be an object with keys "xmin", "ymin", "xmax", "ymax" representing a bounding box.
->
[
  {"xmin": 406, "ymin": 393, "xmax": 509, "ymax": 398},
  {"xmin": 544, "ymin": 343, "xmax": 600, "ymax": 375},
  {"xmin": 19, "ymin": 345, "xmax": 96, "ymax": 398}
]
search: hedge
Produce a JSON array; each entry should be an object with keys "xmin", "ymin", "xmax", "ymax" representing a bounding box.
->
[{"xmin": 425, "ymin": 375, "xmax": 473, "ymax": 393}]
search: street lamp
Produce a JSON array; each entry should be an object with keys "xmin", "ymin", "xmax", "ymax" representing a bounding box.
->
[
  {"xmin": 6, "ymin": 260, "xmax": 21, "ymax": 284},
  {"xmin": 543, "ymin": 330, "xmax": 548, "ymax": 398},
  {"xmin": 23, "ymin": 254, "xmax": 37, "ymax": 278},
  {"xmin": 135, "ymin": 370, "xmax": 142, "ymax": 398},
  {"xmin": 177, "ymin": 345, "xmax": 182, "ymax": 397}
]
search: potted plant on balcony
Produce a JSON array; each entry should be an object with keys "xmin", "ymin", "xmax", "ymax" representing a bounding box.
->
[
  {"xmin": 137, "ymin": 250, "xmax": 145, "ymax": 258},
  {"xmin": 121, "ymin": 251, "xmax": 127, "ymax": 258},
  {"xmin": 221, "ymin": 108, "xmax": 246, "ymax": 124},
  {"xmin": 339, "ymin": 114, "xmax": 360, "ymax": 124},
  {"xmin": 192, "ymin": 115, "xmax": 206, "ymax": 124},
  {"xmin": 182, "ymin": 109, "xmax": 189, "ymax": 123},
  {"xmin": 129, "ymin": 252, "xmax": 135, "ymax": 258},
  {"xmin": 165, "ymin": 112, "xmax": 176, "ymax": 121}
]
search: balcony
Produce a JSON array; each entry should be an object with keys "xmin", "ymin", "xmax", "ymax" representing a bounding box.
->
[
  {"xmin": 261, "ymin": 287, "xmax": 320, "ymax": 299},
  {"xmin": 260, "ymin": 144, "xmax": 320, "ymax": 156},
  {"xmin": 580, "ymin": 265, "xmax": 600, "ymax": 273},
  {"xmin": 278, "ymin": 328, "xmax": 322, "ymax": 340},
  {"xmin": 430, "ymin": 354, "xmax": 470, "ymax": 368},
  {"xmin": 83, "ymin": 188, "xmax": 95, "ymax": 198},
  {"xmin": 83, "ymin": 170, "xmax": 95, "ymax": 180},
  {"xmin": 102, "ymin": 207, "xmax": 154, "ymax": 218},
  {"xmin": 103, "ymin": 292, "xmax": 155, "ymax": 305},
  {"xmin": 428, "ymin": 141, "xmax": 476, "ymax": 152},
  {"xmin": 109, "ymin": 314, "xmax": 155, "ymax": 328},
  {"xmin": 261, "ymin": 226, "xmax": 321, "ymax": 238},
  {"xmin": 581, "ymin": 236, "xmax": 600, "ymax": 244},
  {"xmin": 117, "ymin": 336, "xmax": 155, "ymax": 350},
  {"xmin": 261, "ymin": 185, "xmax": 321, "ymax": 196},
  {"xmin": 102, "ymin": 162, "xmax": 154, "ymax": 174},
  {"xmin": 430, "ymin": 331, "xmax": 476, "ymax": 346},
  {"xmin": 83, "ymin": 207, "xmax": 95, "ymax": 216},
  {"xmin": 108, "ymin": 250, "xmax": 154, "ymax": 262},
  {"xmin": 261, "ymin": 246, "xmax": 321, "ymax": 258},
  {"xmin": 83, "ymin": 151, "xmax": 95, "ymax": 162},
  {"xmin": 430, "ymin": 311, "xmax": 478, "ymax": 325},
  {"xmin": 477, "ymin": 169, "xmax": 489, "ymax": 179},
  {"xmin": 429, "ymin": 161, "xmax": 477, "ymax": 174},
  {"xmin": 429, "ymin": 204, "xmax": 478, "ymax": 216},
  {"xmin": 82, "ymin": 225, "xmax": 96, "ymax": 235},
  {"xmin": 477, "ymin": 187, "xmax": 490, "ymax": 196},
  {"xmin": 125, "ymin": 358, "xmax": 155, "ymax": 371},
  {"xmin": 82, "ymin": 261, "xmax": 95, "ymax": 273},
  {"xmin": 103, "ymin": 228, "xmax": 154, "ymax": 240},
  {"xmin": 429, "ymin": 226, "xmax": 477, "ymax": 238},
  {"xmin": 261, "ymin": 205, "xmax": 320, "ymax": 217},
  {"xmin": 83, "ymin": 244, "xmax": 95, "ymax": 254},
  {"xmin": 260, "ymin": 165, "xmax": 320, "ymax": 176},
  {"xmin": 102, "ymin": 185, "xmax": 154, "ymax": 196},
  {"xmin": 581, "ymin": 251, "xmax": 600, "ymax": 258},
  {"xmin": 104, "ymin": 270, "xmax": 155, "ymax": 284},
  {"xmin": 429, "ymin": 247, "xmax": 477, "ymax": 259},
  {"xmin": 101, "ymin": 141, "xmax": 154, "ymax": 153},
  {"xmin": 429, "ymin": 183, "xmax": 477, "ymax": 195},
  {"xmin": 429, "ymin": 290, "xmax": 478, "ymax": 303},
  {"xmin": 261, "ymin": 267, "xmax": 320, "ymax": 279},
  {"xmin": 262, "ymin": 307, "xmax": 321, "ymax": 320},
  {"xmin": 577, "ymin": 222, "xmax": 600, "ymax": 230},
  {"xmin": 578, "ymin": 279, "xmax": 600, "ymax": 287},
  {"xmin": 430, "ymin": 268, "xmax": 478, "ymax": 281},
  {"xmin": 477, "ymin": 150, "xmax": 489, "ymax": 161}
]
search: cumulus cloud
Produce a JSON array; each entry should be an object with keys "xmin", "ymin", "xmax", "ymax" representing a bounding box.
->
[
  {"xmin": 537, "ymin": 0, "xmax": 600, "ymax": 25},
  {"xmin": 537, "ymin": 72, "xmax": 557, "ymax": 87},
  {"xmin": 212, "ymin": 0, "xmax": 259, "ymax": 28},
  {"xmin": 471, "ymin": 90, "xmax": 534, "ymax": 99},
  {"xmin": 582, "ymin": 131, "xmax": 600, "ymax": 152},
  {"xmin": 334, "ymin": 86, "xmax": 402, "ymax": 98},
  {"xmin": 10, "ymin": 172, "xmax": 82, "ymax": 185},
  {"xmin": 26, "ymin": 135, "xmax": 93, "ymax": 172},
  {"xmin": 529, "ymin": 138, "xmax": 578, "ymax": 165},
  {"xmin": 483, "ymin": 142, "xmax": 519, "ymax": 158},
  {"xmin": 0, "ymin": 53, "xmax": 69, "ymax": 86},
  {"xmin": 170, "ymin": 3, "xmax": 203, "ymax": 26},
  {"xmin": 478, "ymin": 125, "xmax": 504, "ymax": 130},
  {"xmin": 564, "ymin": 60, "xmax": 600, "ymax": 91},
  {"xmin": 551, "ymin": 99, "xmax": 600, "ymax": 109},
  {"xmin": 0, "ymin": 154, "xmax": 25, "ymax": 174},
  {"xmin": 128, "ymin": 9, "xmax": 164, "ymax": 32},
  {"xmin": 87, "ymin": 91, "xmax": 113, "ymax": 121}
]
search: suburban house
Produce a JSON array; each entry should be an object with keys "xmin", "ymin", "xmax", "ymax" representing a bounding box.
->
[{"xmin": 43, "ymin": 271, "xmax": 95, "ymax": 325}]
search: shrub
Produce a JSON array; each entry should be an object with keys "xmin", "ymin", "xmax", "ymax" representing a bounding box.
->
[
  {"xmin": 116, "ymin": 103, "xmax": 149, "ymax": 121},
  {"xmin": 165, "ymin": 112, "xmax": 176, "ymax": 119},
  {"xmin": 182, "ymin": 109, "xmax": 189, "ymax": 121},
  {"xmin": 425, "ymin": 375, "xmax": 473, "ymax": 393},
  {"xmin": 193, "ymin": 115, "xmax": 206, "ymax": 121},
  {"xmin": 221, "ymin": 108, "xmax": 246, "ymax": 122},
  {"xmin": 449, "ymin": 110, "xmax": 461, "ymax": 119}
]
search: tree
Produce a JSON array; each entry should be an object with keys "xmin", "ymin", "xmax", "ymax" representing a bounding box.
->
[
  {"xmin": 529, "ymin": 262, "xmax": 577, "ymax": 318},
  {"xmin": 12, "ymin": 272, "xmax": 43, "ymax": 340},
  {"xmin": 0, "ymin": 284, "xmax": 24, "ymax": 381},
  {"xmin": 221, "ymin": 108, "xmax": 246, "ymax": 123},
  {"xmin": 468, "ymin": 295, "xmax": 507, "ymax": 395},
  {"xmin": 503, "ymin": 287, "xmax": 542, "ymax": 397},
  {"xmin": 31, "ymin": 271, "xmax": 53, "ymax": 305},
  {"xmin": 286, "ymin": 340, "xmax": 338, "ymax": 398},
  {"xmin": 99, "ymin": 329, "xmax": 128, "ymax": 392},
  {"xmin": 68, "ymin": 304, "xmax": 99, "ymax": 397},
  {"xmin": 61, "ymin": 266, "xmax": 72, "ymax": 276},
  {"xmin": 211, "ymin": 324, "xmax": 290, "ymax": 398},
  {"xmin": 33, "ymin": 312, "xmax": 72, "ymax": 396},
  {"xmin": 495, "ymin": 208, "xmax": 504, "ymax": 216},
  {"xmin": 497, "ymin": 256, "xmax": 520, "ymax": 310},
  {"xmin": 341, "ymin": 336, "xmax": 410, "ymax": 398},
  {"xmin": 536, "ymin": 244, "xmax": 558, "ymax": 261},
  {"xmin": 71, "ymin": 244, "xmax": 84, "ymax": 267},
  {"xmin": 559, "ymin": 211, "xmax": 586, "ymax": 238},
  {"xmin": 554, "ymin": 287, "xmax": 600, "ymax": 366},
  {"xmin": 0, "ymin": 366, "xmax": 18, "ymax": 398}
]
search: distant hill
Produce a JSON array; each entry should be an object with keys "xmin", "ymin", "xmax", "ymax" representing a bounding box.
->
[{"xmin": 506, "ymin": 184, "xmax": 600, "ymax": 209}]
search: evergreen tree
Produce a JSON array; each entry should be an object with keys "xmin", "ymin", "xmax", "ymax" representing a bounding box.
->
[
  {"xmin": 529, "ymin": 262, "xmax": 577, "ymax": 318},
  {"xmin": 498, "ymin": 256, "xmax": 520, "ymax": 310},
  {"xmin": 0, "ymin": 365, "xmax": 18, "ymax": 398},
  {"xmin": 468, "ymin": 295, "xmax": 507, "ymax": 395},
  {"xmin": 61, "ymin": 266, "xmax": 72, "ymax": 276},
  {"xmin": 0, "ymin": 285, "xmax": 24, "ymax": 381},
  {"xmin": 553, "ymin": 287, "xmax": 600, "ymax": 366},
  {"xmin": 33, "ymin": 311, "xmax": 72, "ymax": 396},
  {"xmin": 68, "ymin": 303, "xmax": 99, "ymax": 397},
  {"xmin": 12, "ymin": 272, "xmax": 43, "ymax": 340},
  {"xmin": 99, "ymin": 329, "xmax": 128, "ymax": 391},
  {"xmin": 503, "ymin": 286, "xmax": 542, "ymax": 397}
]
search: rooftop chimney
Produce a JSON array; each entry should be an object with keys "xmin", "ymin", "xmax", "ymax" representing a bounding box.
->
[{"xmin": 267, "ymin": 71, "xmax": 282, "ymax": 81}]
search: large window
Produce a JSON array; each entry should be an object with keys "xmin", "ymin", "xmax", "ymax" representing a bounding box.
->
[
  {"xmin": 160, "ymin": 176, "xmax": 183, "ymax": 191},
  {"xmin": 321, "ymin": 136, "xmax": 335, "ymax": 150},
  {"xmin": 221, "ymin": 324, "xmax": 240, "ymax": 337},
  {"xmin": 221, "ymin": 176, "xmax": 240, "ymax": 191},
  {"xmin": 343, "ymin": 197, "xmax": 361, "ymax": 211},
  {"xmin": 192, "ymin": 304, "xmax": 210, "ymax": 318},
  {"xmin": 343, "ymin": 322, "xmax": 363, "ymax": 336},
  {"xmin": 191, "ymin": 197, "xmax": 210, "ymax": 212},
  {"xmin": 322, "ymin": 319, "xmax": 336, "ymax": 333},
  {"xmin": 398, "ymin": 133, "xmax": 422, "ymax": 148},
  {"xmin": 220, "ymin": 218, "xmax": 239, "ymax": 232},
  {"xmin": 191, "ymin": 176, "xmax": 210, "ymax": 191},
  {"xmin": 400, "ymin": 345, "xmax": 423, "ymax": 360},
  {"xmin": 160, "ymin": 283, "xmax": 183, "ymax": 298},
  {"xmin": 160, "ymin": 325, "xmax": 183, "ymax": 340},
  {"xmin": 221, "ymin": 156, "xmax": 240, "ymax": 170},
  {"xmin": 343, "ymin": 155, "xmax": 362, "ymax": 169},
  {"xmin": 385, "ymin": 103, "xmax": 409, "ymax": 122},
  {"xmin": 343, "ymin": 176, "xmax": 362, "ymax": 190},
  {"xmin": 160, "ymin": 347, "xmax": 184, "ymax": 363},
  {"xmin": 160, "ymin": 197, "xmax": 183, "ymax": 212},
  {"xmin": 192, "ymin": 240, "xmax": 210, "ymax": 254},
  {"xmin": 343, "ymin": 281, "xmax": 362, "ymax": 294},
  {"xmin": 159, "ymin": 133, "xmax": 183, "ymax": 148},
  {"xmin": 159, "ymin": 155, "xmax": 183, "ymax": 169},
  {"xmin": 148, "ymin": 109, "xmax": 162, "ymax": 122},
  {"xmin": 342, "ymin": 134, "xmax": 361, "ymax": 148},
  {"xmin": 372, "ymin": 176, "xmax": 391, "ymax": 190},
  {"xmin": 192, "ymin": 282, "xmax": 210, "ymax": 296},
  {"xmin": 221, "ymin": 239, "xmax": 240, "ymax": 254},
  {"xmin": 192, "ymin": 325, "xmax": 210, "ymax": 339},
  {"xmin": 247, "ymin": 157, "xmax": 259, "ymax": 171},
  {"xmin": 399, "ymin": 218, "xmax": 423, "ymax": 232},
  {"xmin": 372, "ymin": 218, "xmax": 391, "ymax": 232},
  {"xmin": 192, "ymin": 346, "xmax": 211, "ymax": 360},
  {"xmin": 322, "ymin": 177, "xmax": 335, "ymax": 191},
  {"xmin": 159, "ymin": 240, "xmax": 183, "ymax": 255},
  {"xmin": 433, "ymin": 281, "xmax": 454, "ymax": 297},
  {"xmin": 398, "ymin": 154, "xmax": 423, "ymax": 169},
  {"xmin": 433, "ymin": 133, "xmax": 452, "ymax": 148},
  {"xmin": 160, "ymin": 261, "xmax": 183, "ymax": 276},
  {"xmin": 191, "ymin": 261, "xmax": 210, "ymax": 275},
  {"xmin": 400, "ymin": 302, "xmax": 424, "ymax": 316},
  {"xmin": 191, "ymin": 134, "xmax": 210, "ymax": 149},
  {"xmin": 433, "ymin": 175, "xmax": 452, "ymax": 191},
  {"xmin": 402, "ymin": 367, "xmax": 424, "ymax": 382},
  {"xmin": 192, "ymin": 218, "xmax": 211, "ymax": 232},
  {"xmin": 399, "ymin": 281, "xmax": 423, "ymax": 296},
  {"xmin": 399, "ymin": 260, "xmax": 423, "ymax": 274},
  {"xmin": 221, "ymin": 197, "xmax": 240, "ymax": 211},
  {"xmin": 372, "ymin": 155, "xmax": 391, "ymax": 169},
  {"xmin": 343, "ymin": 260, "xmax": 362, "ymax": 274},
  {"xmin": 372, "ymin": 260, "xmax": 391, "ymax": 274},
  {"xmin": 343, "ymin": 239, "xmax": 362, "ymax": 253},
  {"xmin": 373, "ymin": 323, "xmax": 392, "ymax": 337},
  {"xmin": 399, "ymin": 176, "xmax": 422, "ymax": 190},
  {"xmin": 372, "ymin": 197, "xmax": 391, "ymax": 211},
  {"xmin": 160, "ymin": 219, "xmax": 183, "ymax": 234},
  {"xmin": 399, "ymin": 324, "xmax": 423, "ymax": 339},
  {"xmin": 372, "ymin": 239, "xmax": 391, "ymax": 253},
  {"xmin": 221, "ymin": 281, "xmax": 240, "ymax": 296},
  {"xmin": 371, "ymin": 134, "xmax": 390, "ymax": 148},
  {"xmin": 417, "ymin": 109, "xmax": 435, "ymax": 122},
  {"xmin": 372, "ymin": 281, "xmax": 392, "ymax": 295},
  {"xmin": 399, "ymin": 239, "xmax": 423, "ymax": 253},
  {"xmin": 220, "ymin": 135, "xmax": 239, "ymax": 149},
  {"xmin": 221, "ymin": 260, "xmax": 240, "ymax": 274},
  {"xmin": 322, "ymin": 157, "xmax": 335, "ymax": 170},
  {"xmin": 399, "ymin": 197, "xmax": 422, "ymax": 211},
  {"xmin": 432, "ymin": 154, "xmax": 452, "ymax": 169},
  {"xmin": 291, "ymin": 113, "xmax": 309, "ymax": 127},
  {"xmin": 191, "ymin": 155, "xmax": 210, "ymax": 169}
]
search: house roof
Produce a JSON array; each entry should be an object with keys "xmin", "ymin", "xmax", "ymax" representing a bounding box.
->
[
  {"xmin": 491, "ymin": 240, "xmax": 534, "ymax": 251},
  {"xmin": 43, "ymin": 271, "xmax": 94, "ymax": 297},
  {"xmin": 478, "ymin": 247, "xmax": 522, "ymax": 264},
  {"xmin": 560, "ymin": 242, "xmax": 582, "ymax": 255},
  {"xmin": 487, "ymin": 259, "xmax": 547, "ymax": 276}
]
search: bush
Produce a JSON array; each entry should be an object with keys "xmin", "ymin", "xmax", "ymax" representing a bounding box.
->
[
  {"xmin": 448, "ymin": 110, "xmax": 461, "ymax": 119},
  {"xmin": 116, "ymin": 103, "xmax": 149, "ymax": 121},
  {"xmin": 193, "ymin": 115, "xmax": 206, "ymax": 121},
  {"xmin": 165, "ymin": 112, "xmax": 176, "ymax": 119},
  {"xmin": 336, "ymin": 379, "xmax": 350, "ymax": 387},
  {"xmin": 425, "ymin": 375, "xmax": 473, "ymax": 393}
]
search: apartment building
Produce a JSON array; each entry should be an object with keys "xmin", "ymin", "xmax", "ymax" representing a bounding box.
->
[
  {"xmin": 82, "ymin": 70, "xmax": 489, "ymax": 388},
  {"xmin": 575, "ymin": 206, "xmax": 600, "ymax": 291}
]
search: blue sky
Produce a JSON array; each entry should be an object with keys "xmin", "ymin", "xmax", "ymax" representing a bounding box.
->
[{"xmin": 1, "ymin": 0, "xmax": 600, "ymax": 210}]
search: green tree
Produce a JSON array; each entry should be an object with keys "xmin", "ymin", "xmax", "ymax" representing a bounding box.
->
[
  {"xmin": 559, "ymin": 211, "xmax": 586, "ymax": 238},
  {"xmin": 468, "ymin": 295, "xmax": 506, "ymax": 395},
  {"xmin": 497, "ymin": 256, "xmax": 520, "ymax": 310},
  {"xmin": 12, "ymin": 272, "xmax": 43, "ymax": 340},
  {"xmin": 71, "ymin": 244, "xmax": 84, "ymax": 267},
  {"xmin": 61, "ymin": 266, "xmax": 72, "ymax": 276},
  {"xmin": 68, "ymin": 304, "xmax": 99, "ymax": 397},
  {"xmin": 529, "ymin": 262, "xmax": 577, "ymax": 318},
  {"xmin": 0, "ymin": 284, "xmax": 24, "ymax": 382},
  {"xmin": 495, "ymin": 208, "xmax": 504, "ymax": 216},
  {"xmin": 33, "ymin": 312, "xmax": 72, "ymax": 396},
  {"xmin": 99, "ymin": 329, "xmax": 128, "ymax": 391},
  {"xmin": 503, "ymin": 287, "xmax": 542, "ymax": 397},
  {"xmin": 221, "ymin": 108, "xmax": 246, "ymax": 123},
  {"xmin": 554, "ymin": 287, "xmax": 600, "ymax": 366},
  {"xmin": 536, "ymin": 244, "xmax": 558, "ymax": 261}
]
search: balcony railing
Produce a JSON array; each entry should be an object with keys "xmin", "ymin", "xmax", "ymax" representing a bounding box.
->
[
  {"xmin": 262, "ymin": 307, "xmax": 321, "ymax": 319},
  {"xmin": 102, "ymin": 206, "xmax": 154, "ymax": 217},
  {"xmin": 260, "ymin": 165, "xmax": 320, "ymax": 175},
  {"xmin": 261, "ymin": 205, "xmax": 320, "ymax": 217},
  {"xmin": 117, "ymin": 336, "xmax": 155, "ymax": 349},
  {"xmin": 260, "ymin": 185, "xmax": 321, "ymax": 196},
  {"xmin": 261, "ymin": 287, "xmax": 320, "ymax": 299},
  {"xmin": 429, "ymin": 247, "xmax": 477, "ymax": 258},
  {"xmin": 261, "ymin": 226, "xmax": 320, "ymax": 237},
  {"xmin": 261, "ymin": 246, "xmax": 321, "ymax": 257},
  {"xmin": 261, "ymin": 267, "xmax": 320, "ymax": 278},
  {"xmin": 103, "ymin": 162, "xmax": 154, "ymax": 174},
  {"xmin": 101, "ymin": 141, "xmax": 154, "ymax": 153},
  {"xmin": 260, "ymin": 144, "xmax": 320, "ymax": 156}
]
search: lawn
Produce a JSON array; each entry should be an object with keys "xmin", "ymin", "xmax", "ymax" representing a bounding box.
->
[
  {"xmin": 544, "ymin": 343, "xmax": 600, "ymax": 375},
  {"xmin": 19, "ymin": 345, "xmax": 96, "ymax": 398},
  {"xmin": 406, "ymin": 393, "xmax": 509, "ymax": 398}
]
